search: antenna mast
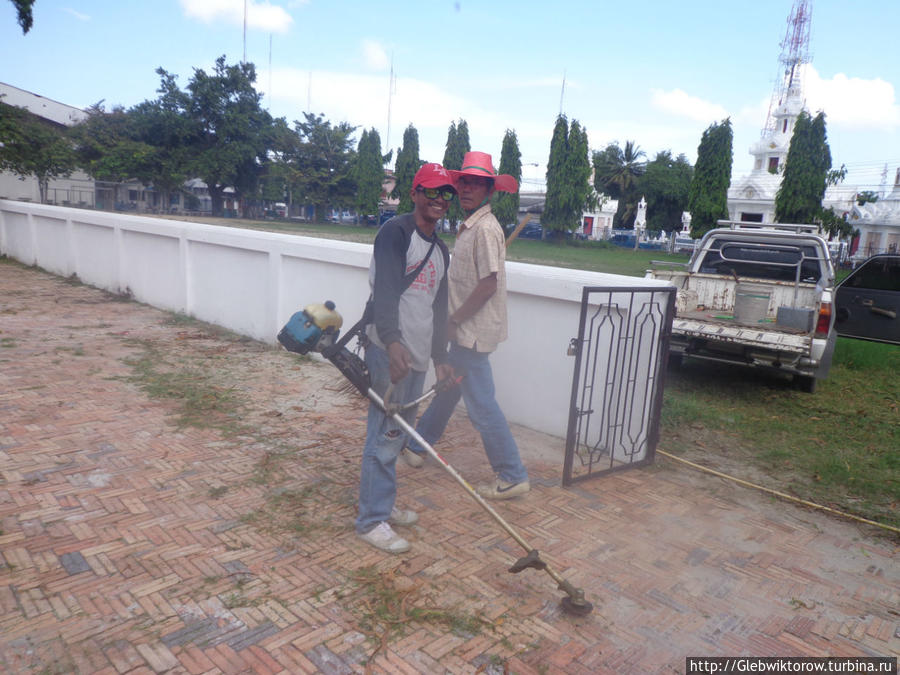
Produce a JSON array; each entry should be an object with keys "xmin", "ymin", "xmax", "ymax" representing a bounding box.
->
[
  {"xmin": 762, "ymin": 0, "xmax": 812, "ymax": 136},
  {"xmin": 558, "ymin": 70, "xmax": 566, "ymax": 115},
  {"xmin": 386, "ymin": 54, "xmax": 396, "ymax": 151}
]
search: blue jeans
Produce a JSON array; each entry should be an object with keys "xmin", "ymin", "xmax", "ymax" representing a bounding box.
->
[
  {"xmin": 407, "ymin": 343, "xmax": 528, "ymax": 484},
  {"xmin": 356, "ymin": 343, "xmax": 426, "ymax": 534}
]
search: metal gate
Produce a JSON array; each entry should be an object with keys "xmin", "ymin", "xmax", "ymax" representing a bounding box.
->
[{"xmin": 563, "ymin": 286, "xmax": 676, "ymax": 485}]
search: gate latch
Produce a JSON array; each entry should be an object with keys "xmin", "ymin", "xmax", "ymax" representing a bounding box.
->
[{"xmin": 567, "ymin": 337, "xmax": 580, "ymax": 357}]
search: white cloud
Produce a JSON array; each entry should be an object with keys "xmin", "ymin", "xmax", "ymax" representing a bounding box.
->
[
  {"xmin": 361, "ymin": 40, "xmax": 389, "ymax": 72},
  {"xmin": 803, "ymin": 65, "xmax": 900, "ymax": 130},
  {"xmin": 63, "ymin": 8, "xmax": 90, "ymax": 21},
  {"xmin": 650, "ymin": 88, "xmax": 729, "ymax": 124},
  {"xmin": 180, "ymin": 0, "xmax": 293, "ymax": 34},
  {"xmin": 264, "ymin": 68, "xmax": 513, "ymax": 162}
]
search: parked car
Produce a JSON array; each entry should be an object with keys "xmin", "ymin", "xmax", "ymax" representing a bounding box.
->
[
  {"xmin": 515, "ymin": 221, "xmax": 543, "ymax": 240},
  {"xmin": 834, "ymin": 253, "xmax": 900, "ymax": 345}
]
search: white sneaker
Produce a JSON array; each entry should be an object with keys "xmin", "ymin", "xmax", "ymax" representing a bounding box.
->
[
  {"xmin": 400, "ymin": 447, "xmax": 425, "ymax": 468},
  {"xmin": 358, "ymin": 522, "xmax": 410, "ymax": 554},
  {"xmin": 476, "ymin": 477, "xmax": 530, "ymax": 500},
  {"xmin": 389, "ymin": 507, "xmax": 418, "ymax": 527}
]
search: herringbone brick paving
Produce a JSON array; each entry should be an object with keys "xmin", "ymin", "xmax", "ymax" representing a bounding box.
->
[{"xmin": 0, "ymin": 260, "xmax": 897, "ymax": 674}]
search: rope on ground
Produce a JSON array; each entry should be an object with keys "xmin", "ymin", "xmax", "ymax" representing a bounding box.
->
[{"xmin": 656, "ymin": 449, "xmax": 900, "ymax": 535}]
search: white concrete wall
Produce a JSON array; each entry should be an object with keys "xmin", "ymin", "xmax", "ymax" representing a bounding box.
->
[{"xmin": 1, "ymin": 200, "xmax": 673, "ymax": 440}]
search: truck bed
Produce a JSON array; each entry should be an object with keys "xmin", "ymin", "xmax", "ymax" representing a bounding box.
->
[
  {"xmin": 654, "ymin": 270, "xmax": 820, "ymax": 316},
  {"xmin": 672, "ymin": 314, "xmax": 812, "ymax": 354}
]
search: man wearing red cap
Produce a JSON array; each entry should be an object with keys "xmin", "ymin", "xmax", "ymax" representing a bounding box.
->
[
  {"xmin": 402, "ymin": 151, "xmax": 530, "ymax": 499},
  {"xmin": 356, "ymin": 163, "xmax": 456, "ymax": 553}
]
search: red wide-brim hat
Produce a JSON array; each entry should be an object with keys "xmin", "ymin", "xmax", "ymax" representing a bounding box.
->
[{"xmin": 449, "ymin": 151, "xmax": 518, "ymax": 193}]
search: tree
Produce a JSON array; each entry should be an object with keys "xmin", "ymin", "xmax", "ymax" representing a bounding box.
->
[
  {"xmin": 9, "ymin": 0, "xmax": 34, "ymax": 33},
  {"xmin": 542, "ymin": 115, "xmax": 569, "ymax": 235},
  {"xmin": 492, "ymin": 129, "xmax": 522, "ymax": 228},
  {"xmin": 687, "ymin": 118, "xmax": 732, "ymax": 238},
  {"xmin": 266, "ymin": 116, "xmax": 303, "ymax": 214},
  {"xmin": 775, "ymin": 111, "xmax": 832, "ymax": 225},
  {"xmin": 391, "ymin": 124, "xmax": 420, "ymax": 214},
  {"xmin": 542, "ymin": 116, "xmax": 593, "ymax": 237},
  {"xmin": 592, "ymin": 140, "xmax": 647, "ymax": 228},
  {"xmin": 856, "ymin": 190, "xmax": 879, "ymax": 206},
  {"xmin": 819, "ymin": 206, "xmax": 856, "ymax": 240},
  {"xmin": 0, "ymin": 102, "xmax": 76, "ymax": 203},
  {"xmin": 188, "ymin": 57, "xmax": 275, "ymax": 217},
  {"xmin": 566, "ymin": 120, "xmax": 593, "ymax": 225},
  {"xmin": 146, "ymin": 56, "xmax": 274, "ymax": 217},
  {"xmin": 70, "ymin": 104, "xmax": 145, "ymax": 183},
  {"xmin": 69, "ymin": 104, "xmax": 158, "ymax": 209},
  {"xmin": 353, "ymin": 128, "xmax": 386, "ymax": 221},
  {"xmin": 639, "ymin": 151, "xmax": 694, "ymax": 234},
  {"xmin": 129, "ymin": 99, "xmax": 197, "ymax": 210},
  {"xmin": 442, "ymin": 118, "xmax": 470, "ymax": 229},
  {"xmin": 293, "ymin": 112, "xmax": 357, "ymax": 221}
]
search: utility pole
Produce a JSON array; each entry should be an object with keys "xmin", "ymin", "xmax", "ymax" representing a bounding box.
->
[
  {"xmin": 385, "ymin": 54, "xmax": 396, "ymax": 153},
  {"xmin": 558, "ymin": 70, "xmax": 566, "ymax": 116},
  {"xmin": 242, "ymin": 0, "xmax": 247, "ymax": 63}
]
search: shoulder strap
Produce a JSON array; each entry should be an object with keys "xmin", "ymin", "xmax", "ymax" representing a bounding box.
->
[
  {"xmin": 401, "ymin": 237, "xmax": 437, "ymax": 292},
  {"xmin": 342, "ymin": 235, "xmax": 439, "ymax": 344}
]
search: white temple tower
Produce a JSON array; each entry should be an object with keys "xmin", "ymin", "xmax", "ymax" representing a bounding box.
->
[{"xmin": 728, "ymin": 0, "xmax": 812, "ymax": 224}]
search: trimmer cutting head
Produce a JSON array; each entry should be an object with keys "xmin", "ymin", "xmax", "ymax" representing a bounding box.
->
[
  {"xmin": 560, "ymin": 595, "xmax": 594, "ymax": 617},
  {"xmin": 511, "ymin": 551, "xmax": 594, "ymax": 617}
]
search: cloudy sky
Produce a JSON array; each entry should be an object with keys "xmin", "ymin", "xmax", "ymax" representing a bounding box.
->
[{"xmin": 2, "ymin": 0, "xmax": 898, "ymax": 192}]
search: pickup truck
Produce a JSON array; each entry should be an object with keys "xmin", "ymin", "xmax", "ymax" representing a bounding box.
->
[{"xmin": 647, "ymin": 222, "xmax": 837, "ymax": 392}]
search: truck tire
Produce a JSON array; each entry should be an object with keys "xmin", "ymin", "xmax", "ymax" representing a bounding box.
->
[{"xmin": 796, "ymin": 375, "xmax": 816, "ymax": 393}]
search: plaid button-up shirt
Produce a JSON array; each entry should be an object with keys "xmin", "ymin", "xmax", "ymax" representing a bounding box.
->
[{"xmin": 449, "ymin": 204, "xmax": 508, "ymax": 353}]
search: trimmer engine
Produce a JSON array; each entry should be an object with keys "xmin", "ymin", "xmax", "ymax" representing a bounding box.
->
[
  {"xmin": 278, "ymin": 301, "xmax": 371, "ymax": 396},
  {"xmin": 278, "ymin": 301, "xmax": 343, "ymax": 354}
]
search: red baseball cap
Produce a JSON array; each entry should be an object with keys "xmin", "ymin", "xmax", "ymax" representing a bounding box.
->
[{"xmin": 413, "ymin": 163, "xmax": 455, "ymax": 190}]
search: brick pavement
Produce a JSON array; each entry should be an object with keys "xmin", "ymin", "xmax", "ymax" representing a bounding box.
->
[{"xmin": 0, "ymin": 259, "xmax": 897, "ymax": 674}]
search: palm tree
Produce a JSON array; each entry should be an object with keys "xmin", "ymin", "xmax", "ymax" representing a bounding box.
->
[{"xmin": 592, "ymin": 140, "xmax": 646, "ymax": 227}]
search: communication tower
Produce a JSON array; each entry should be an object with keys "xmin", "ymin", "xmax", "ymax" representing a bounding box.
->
[{"xmin": 761, "ymin": 0, "xmax": 812, "ymax": 136}]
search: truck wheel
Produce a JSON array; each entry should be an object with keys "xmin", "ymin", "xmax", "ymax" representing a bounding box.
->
[{"xmin": 796, "ymin": 375, "xmax": 816, "ymax": 393}]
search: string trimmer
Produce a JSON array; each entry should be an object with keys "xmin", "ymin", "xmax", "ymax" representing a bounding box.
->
[{"xmin": 278, "ymin": 301, "xmax": 594, "ymax": 617}]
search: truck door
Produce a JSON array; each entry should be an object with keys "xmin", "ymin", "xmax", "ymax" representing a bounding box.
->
[{"xmin": 834, "ymin": 254, "xmax": 900, "ymax": 345}]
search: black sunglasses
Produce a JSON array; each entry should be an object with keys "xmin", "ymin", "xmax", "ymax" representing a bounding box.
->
[{"xmin": 416, "ymin": 186, "xmax": 456, "ymax": 202}]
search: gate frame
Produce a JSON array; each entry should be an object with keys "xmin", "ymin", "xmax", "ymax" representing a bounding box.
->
[{"xmin": 562, "ymin": 285, "xmax": 676, "ymax": 486}]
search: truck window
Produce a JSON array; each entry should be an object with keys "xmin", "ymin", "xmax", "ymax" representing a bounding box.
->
[{"xmin": 698, "ymin": 240, "xmax": 822, "ymax": 283}]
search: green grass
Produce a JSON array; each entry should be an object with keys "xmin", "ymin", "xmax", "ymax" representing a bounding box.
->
[
  {"xmin": 505, "ymin": 237, "xmax": 688, "ymax": 275},
  {"xmin": 119, "ymin": 337, "xmax": 251, "ymax": 433},
  {"xmin": 662, "ymin": 338, "xmax": 899, "ymax": 531},
  {"xmin": 342, "ymin": 565, "xmax": 492, "ymax": 665}
]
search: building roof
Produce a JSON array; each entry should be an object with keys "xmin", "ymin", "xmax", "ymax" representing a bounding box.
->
[{"xmin": 0, "ymin": 81, "xmax": 87, "ymax": 127}]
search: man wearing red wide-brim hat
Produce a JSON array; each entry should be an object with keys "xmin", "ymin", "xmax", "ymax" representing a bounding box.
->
[{"xmin": 401, "ymin": 151, "xmax": 530, "ymax": 499}]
